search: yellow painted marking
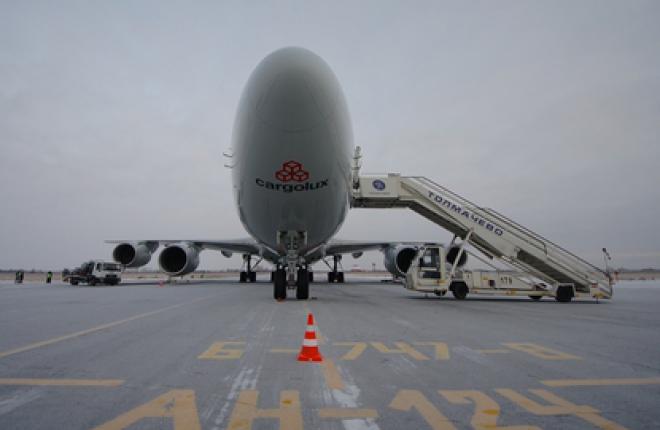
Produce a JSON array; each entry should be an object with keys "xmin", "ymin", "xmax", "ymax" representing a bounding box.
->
[
  {"xmin": 542, "ymin": 377, "xmax": 660, "ymax": 387},
  {"xmin": 389, "ymin": 389, "xmax": 457, "ymax": 430},
  {"xmin": 414, "ymin": 342, "xmax": 450, "ymax": 360},
  {"xmin": 0, "ymin": 378, "xmax": 123, "ymax": 387},
  {"xmin": 318, "ymin": 408, "xmax": 378, "ymax": 419},
  {"xmin": 321, "ymin": 359, "xmax": 344, "ymax": 390},
  {"xmin": 371, "ymin": 342, "xmax": 429, "ymax": 360},
  {"xmin": 198, "ymin": 341, "xmax": 245, "ymax": 360},
  {"xmin": 92, "ymin": 389, "xmax": 200, "ymax": 430},
  {"xmin": 269, "ymin": 348, "xmax": 298, "ymax": 354},
  {"xmin": 227, "ymin": 390, "xmax": 302, "ymax": 430},
  {"xmin": 496, "ymin": 389, "xmax": 628, "ymax": 430},
  {"xmin": 503, "ymin": 343, "xmax": 581, "ymax": 360},
  {"xmin": 334, "ymin": 342, "xmax": 367, "ymax": 361},
  {"xmin": 476, "ymin": 349, "xmax": 511, "ymax": 354},
  {"xmin": 440, "ymin": 390, "xmax": 539, "ymax": 430},
  {"xmin": 0, "ymin": 297, "xmax": 208, "ymax": 359}
]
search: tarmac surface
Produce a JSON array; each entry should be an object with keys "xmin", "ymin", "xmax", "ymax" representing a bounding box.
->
[{"xmin": 0, "ymin": 277, "xmax": 659, "ymax": 429}]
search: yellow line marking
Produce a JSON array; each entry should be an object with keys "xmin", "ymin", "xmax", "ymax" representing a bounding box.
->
[
  {"xmin": 92, "ymin": 389, "xmax": 201, "ymax": 430},
  {"xmin": 476, "ymin": 349, "xmax": 511, "ymax": 354},
  {"xmin": 389, "ymin": 389, "xmax": 457, "ymax": 430},
  {"xmin": 0, "ymin": 378, "xmax": 124, "ymax": 387},
  {"xmin": 503, "ymin": 343, "xmax": 581, "ymax": 360},
  {"xmin": 227, "ymin": 390, "xmax": 302, "ymax": 430},
  {"xmin": 414, "ymin": 342, "xmax": 450, "ymax": 360},
  {"xmin": 542, "ymin": 377, "xmax": 660, "ymax": 387},
  {"xmin": 198, "ymin": 342, "xmax": 245, "ymax": 360},
  {"xmin": 318, "ymin": 408, "xmax": 378, "ymax": 419},
  {"xmin": 0, "ymin": 296, "xmax": 209, "ymax": 359},
  {"xmin": 321, "ymin": 359, "xmax": 345, "ymax": 390},
  {"xmin": 334, "ymin": 342, "xmax": 367, "ymax": 361},
  {"xmin": 269, "ymin": 349, "xmax": 298, "ymax": 354},
  {"xmin": 371, "ymin": 342, "xmax": 430, "ymax": 360}
]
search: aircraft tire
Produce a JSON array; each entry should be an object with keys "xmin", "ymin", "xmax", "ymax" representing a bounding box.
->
[
  {"xmin": 529, "ymin": 295, "xmax": 543, "ymax": 301},
  {"xmin": 328, "ymin": 272, "xmax": 335, "ymax": 283},
  {"xmin": 249, "ymin": 271, "xmax": 257, "ymax": 282},
  {"xmin": 296, "ymin": 269, "xmax": 309, "ymax": 300},
  {"xmin": 337, "ymin": 272, "xmax": 345, "ymax": 283},
  {"xmin": 308, "ymin": 272, "xmax": 314, "ymax": 283},
  {"xmin": 273, "ymin": 269, "xmax": 286, "ymax": 301}
]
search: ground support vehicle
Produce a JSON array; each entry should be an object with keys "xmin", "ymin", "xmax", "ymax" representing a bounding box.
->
[
  {"xmin": 63, "ymin": 261, "xmax": 122, "ymax": 286},
  {"xmin": 404, "ymin": 245, "xmax": 609, "ymax": 302},
  {"xmin": 350, "ymin": 168, "xmax": 613, "ymax": 302}
]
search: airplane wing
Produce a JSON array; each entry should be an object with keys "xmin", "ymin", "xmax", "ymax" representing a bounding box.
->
[
  {"xmin": 323, "ymin": 240, "xmax": 392, "ymax": 256},
  {"xmin": 106, "ymin": 238, "xmax": 280, "ymax": 266},
  {"xmin": 323, "ymin": 239, "xmax": 437, "ymax": 256}
]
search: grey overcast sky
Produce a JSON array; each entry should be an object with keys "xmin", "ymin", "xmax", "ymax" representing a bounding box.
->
[{"xmin": 1, "ymin": 1, "xmax": 659, "ymax": 271}]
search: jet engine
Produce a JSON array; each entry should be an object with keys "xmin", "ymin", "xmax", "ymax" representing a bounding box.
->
[
  {"xmin": 383, "ymin": 245, "xmax": 418, "ymax": 278},
  {"xmin": 445, "ymin": 245, "xmax": 468, "ymax": 267},
  {"xmin": 158, "ymin": 242, "xmax": 200, "ymax": 276},
  {"xmin": 112, "ymin": 242, "xmax": 157, "ymax": 268}
]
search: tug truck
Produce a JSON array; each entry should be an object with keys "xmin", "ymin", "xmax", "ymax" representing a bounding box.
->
[
  {"xmin": 64, "ymin": 260, "xmax": 122, "ymax": 286},
  {"xmin": 404, "ymin": 245, "xmax": 581, "ymax": 302}
]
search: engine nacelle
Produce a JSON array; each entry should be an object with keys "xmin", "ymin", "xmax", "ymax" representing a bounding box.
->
[
  {"xmin": 383, "ymin": 245, "xmax": 418, "ymax": 278},
  {"xmin": 445, "ymin": 245, "xmax": 468, "ymax": 267},
  {"xmin": 158, "ymin": 242, "xmax": 200, "ymax": 276},
  {"xmin": 112, "ymin": 242, "xmax": 156, "ymax": 268}
]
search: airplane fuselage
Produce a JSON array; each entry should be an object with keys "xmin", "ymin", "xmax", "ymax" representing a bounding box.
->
[{"xmin": 232, "ymin": 47, "xmax": 353, "ymax": 259}]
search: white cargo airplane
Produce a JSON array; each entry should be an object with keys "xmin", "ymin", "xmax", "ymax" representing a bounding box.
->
[{"xmin": 110, "ymin": 47, "xmax": 456, "ymax": 300}]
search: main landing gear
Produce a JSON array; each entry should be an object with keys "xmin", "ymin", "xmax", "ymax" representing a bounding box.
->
[
  {"xmin": 327, "ymin": 255, "xmax": 345, "ymax": 283},
  {"xmin": 272, "ymin": 265, "xmax": 310, "ymax": 301},
  {"xmin": 239, "ymin": 254, "xmax": 258, "ymax": 283}
]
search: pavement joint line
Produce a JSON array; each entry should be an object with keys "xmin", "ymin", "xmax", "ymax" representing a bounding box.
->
[
  {"xmin": 0, "ymin": 378, "xmax": 124, "ymax": 387},
  {"xmin": 541, "ymin": 377, "xmax": 660, "ymax": 387},
  {"xmin": 321, "ymin": 359, "xmax": 345, "ymax": 390},
  {"xmin": 0, "ymin": 296, "xmax": 210, "ymax": 359}
]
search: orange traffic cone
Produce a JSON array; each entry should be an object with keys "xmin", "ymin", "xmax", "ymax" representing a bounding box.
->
[{"xmin": 297, "ymin": 313, "xmax": 323, "ymax": 362}]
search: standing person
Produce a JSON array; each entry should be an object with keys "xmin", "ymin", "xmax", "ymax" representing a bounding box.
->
[
  {"xmin": 15, "ymin": 271, "xmax": 20, "ymax": 283},
  {"xmin": 46, "ymin": 271, "xmax": 53, "ymax": 284}
]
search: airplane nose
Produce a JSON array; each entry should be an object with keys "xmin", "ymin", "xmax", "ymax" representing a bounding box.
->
[
  {"xmin": 256, "ymin": 71, "xmax": 324, "ymax": 131},
  {"xmin": 248, "ymin": 47, "xmax": 342, "ymax": 132}
]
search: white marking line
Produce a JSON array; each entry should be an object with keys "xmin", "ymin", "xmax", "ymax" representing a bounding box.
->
[
  {"xmin": 209, "ymin": 307, "xmax": 274, "ymax": 430},
  {"xmin": 0, "ymin": 388, "xmax": 42, "ymax": 416},
  {"xmin": 324, "ymin": 364, "xmax": 380, "ymax": 430},
  {"xmin": 0, "ymin": 296, "xmax": 210, "ymax": 359}
]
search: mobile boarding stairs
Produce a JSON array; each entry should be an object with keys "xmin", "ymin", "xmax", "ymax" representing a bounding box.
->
[{"xmin": 350, "ymin": 162, "xmax": 614, "ymax": 302}]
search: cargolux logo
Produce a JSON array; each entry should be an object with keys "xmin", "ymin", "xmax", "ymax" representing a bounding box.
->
[
  {"xmin": 256, "ymin": 160, "xmax": 328, "ymax": 193},
  {"xmin": 275, "ymin": 160, "xmax": 309, "ymax": 182}
]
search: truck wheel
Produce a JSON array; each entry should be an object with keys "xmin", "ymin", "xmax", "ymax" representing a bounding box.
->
[
  {"xmin": 70, "ymin": 280, "xmax": 78, "ymax": 286},
  {"xmin": 451, "ymin": 282, "xmax": 468, "ymax": 300},
  {"xmin": 555, "ymin": 286, "xmax": 573, "ymax": 303},
  {"xmin": 89, "ymin": 278, "xmax": 97, "ymax": 286}
]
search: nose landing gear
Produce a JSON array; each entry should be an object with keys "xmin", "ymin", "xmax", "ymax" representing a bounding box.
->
[{"xmin": 272, "ymin": 265, "xmax": 310, "ymax": 301}]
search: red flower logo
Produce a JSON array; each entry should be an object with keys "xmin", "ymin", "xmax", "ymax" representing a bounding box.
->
[{"xmin": 275, "ymin": 160, "xmax": 309, "ymax": 182}]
